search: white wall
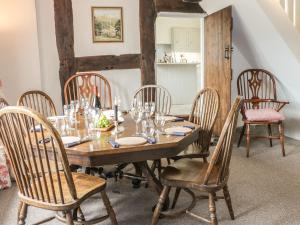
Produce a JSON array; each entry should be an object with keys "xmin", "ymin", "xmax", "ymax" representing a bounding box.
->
[
  {"xmin": 36, "ymin": 0, "xmax": 60, "ymax": 110},
  {"xmin": 36, "ymin": 0, "xmax": 141, "ymax": 112},
  {"xmin": 0, "ymin": 0, "xmax": 41, "ymax": 104}
]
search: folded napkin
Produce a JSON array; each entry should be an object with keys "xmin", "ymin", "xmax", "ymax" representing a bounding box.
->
[
  {"xmin": 64, "ymin": 139, "xmax": 91, "ymax": 148},
  {"xmin": 38, "ymin": 137, "xmax": 51, "ymax": 144},
  {"xmin": 109, "ymin": 139, "xmax": 120, "ymax": 148},
  {"xmin": 166, "ymin": 132, "xmax": 186, "ymax": 136},
  {"xmin": 147, "ymin": 137, "xmax": 157, "ymax": 144},
  {"xmin": 173, "ymin": 118, "xmax": 185, "ymax": 122},
  {"xmin": 65, "ymin": 141, "xmax": 81, "ymax": 148},
  {"xmin": 183, "ymin": 125, "xmax": 195, "ymax": 130}
]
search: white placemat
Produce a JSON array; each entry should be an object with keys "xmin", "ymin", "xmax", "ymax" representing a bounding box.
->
[
  {"xmin": 116, "ymin": 137, "xmax": 147, "ymax": 146},
  {"xmin": 165, "ymin": 127, "xmax": 192, "ymax": 134},
  {"xmin": 61, "ymin": 136, "xmax": 80, "ymax": 145}
]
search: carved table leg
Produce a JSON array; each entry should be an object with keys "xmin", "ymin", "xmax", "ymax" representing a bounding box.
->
[{"xmin": 137, "ymin": 161, "xmax": 170, "ymax": 210}]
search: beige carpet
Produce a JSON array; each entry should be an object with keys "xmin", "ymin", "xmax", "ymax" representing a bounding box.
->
[{"xmin": 1, "ymin": 133, "xmax": 300, "ymax": 225}]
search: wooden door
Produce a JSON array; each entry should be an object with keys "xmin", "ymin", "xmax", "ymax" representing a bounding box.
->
[{"xmin": 204, "ymin": 6, "xmax": 233, "ymax": 135}]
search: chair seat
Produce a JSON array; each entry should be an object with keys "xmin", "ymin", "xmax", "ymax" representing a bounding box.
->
[
  {"xmin": 161, "ymin": 159, "xmax": 220, "ymax": 189},
  {"xmin": 245, "ymin": 108, "xmax": 285, "ymax": 122},
  {"xmin": 30, "ymin": 172, "xmax": 106, "ymax": 204},
  {"xmin": 171, "ymin": 144, "xmax": 209, "ymax": 160}
]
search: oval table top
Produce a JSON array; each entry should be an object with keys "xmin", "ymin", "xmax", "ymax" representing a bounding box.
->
[{"xmin": 63, "ymin": 115, "xmax": 201, "ymax": 167}]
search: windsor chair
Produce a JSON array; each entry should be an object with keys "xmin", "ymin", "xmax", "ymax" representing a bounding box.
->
[
  {"xmin": 0, "ymin": 107, "xmax": 118, "ymax": 225},
  {"xmin": 18, "ymin": 90, "xmax": 57, "ymax": 117},
  {"xmin": 133, "ymin": 85, "xmax": 172, "ymax": 115},
  {"xmin": 169, "ymin": 88, "xmax": 219, "ymax": 206},
  {"xmin": 171, "ymin": 88, "xmax": 219, "ymax": 161},
  {"xmin": 237, "ymin": 69, "xmax": 289, "ymax": 157},
  {"xmin": 151, "ymin": 96, "xmax": 243, "ymax": 225},
  {"xmin": 64, "ymin": 72, "xmax": 112, "ymax": 109}
]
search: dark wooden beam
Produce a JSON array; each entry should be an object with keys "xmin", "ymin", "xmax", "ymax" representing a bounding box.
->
[
  {"xmin": 76, "ymin": 54, "xmax": 141, "ymax": 71},
  {"xmin": 53, "ymin": 0, "xmax": 76, "ymax": 103},
  {"xmin": 139, "ymin": 0, "xmax": 157, "ymax": 85},
  {"xmin": 53, "ymin": 0, "xmax": 205, "ymax": 99},
  {"xmin": 155, "ymin": 0, "xmax": 205, "ymax": 13}
]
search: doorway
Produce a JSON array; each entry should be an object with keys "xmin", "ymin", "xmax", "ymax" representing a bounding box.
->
[{"xmin": 155, "ymin": 13, "xmax": 205, "ymax": 116}]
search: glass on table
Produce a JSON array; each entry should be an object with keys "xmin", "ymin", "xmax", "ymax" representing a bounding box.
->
[
  {"xmin": 130, "ymin": 107, "xmax": 144, "ymax": 135},
  {"xmin": 155, "ymin": 113, "xmax": 166, "ymax": 134},
  {"xmin": 142, "ymin": 119, "xmax": 155, "ymax": 138},
  {"xmin": 84, "ymin": 108, "xmax": 102, "ymax": 139},
  {"xmin": 63, "ymin": 104, "xmax": 72, "ymax": 131},
  {"xmin": 54, "ymin": 117, "xmax": 68, "ymax": 136}
]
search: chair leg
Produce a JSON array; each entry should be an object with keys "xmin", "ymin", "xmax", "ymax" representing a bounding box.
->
[
  {"xmin": 171, "ymin": 187, "xmax": 181, "ymax": 209},
  {"xmin": 18, "ymin": 202, "xmax": 28, "ymax": 225},
  {"xmin": 267, "ymin": 124, "xmax": 273, "ymax": 147},
  {"xmin": 246, "ymin": 124, "xmax": 251, "ymax": 158},
  {"xmin": 101, "ymin": 190, "xmax": 118, "ymax": 225},
  {"xmin": 223, "ymin": 185, "xmax": 235, "ymax": 220},
  {"xmin": 151, "ymin": 186, "xmax": 171, "ymax": 225},
  {"xmin": 237, "ymin": 124, "xmax": 246, "ymax": 147},
  {"xmin": 208, "ymin": 193, "xmax": 218, "ymax": 225},
  {"xmin": 73, "ymin": 207, "xmax": 85, "ymax": 221},
  {"xmin": 279, "ymin": 123, "xmax": 285, "ymax": 157},
  {"xmin": 66, "ymin": 211, "xmax": 74, "ymax": 225}
]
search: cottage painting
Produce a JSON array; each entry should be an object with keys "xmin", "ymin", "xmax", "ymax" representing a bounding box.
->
[{"xmin": 92, "ymin": 7, "xmax": 123, "ymax": 42}]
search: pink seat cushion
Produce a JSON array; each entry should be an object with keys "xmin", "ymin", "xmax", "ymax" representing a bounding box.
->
[{"xmin": 245, "ymin": 108, "xmax": 285, "ymax": 121}]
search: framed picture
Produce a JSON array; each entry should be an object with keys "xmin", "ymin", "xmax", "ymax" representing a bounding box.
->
[{"xmin": 92, "ymin": 7, "xmax": 124, "ymax": 43}]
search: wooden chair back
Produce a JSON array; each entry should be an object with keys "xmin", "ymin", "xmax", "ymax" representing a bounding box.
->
[
  {"xmin": 64, "ymin": 72, "xmax": 112, "ymax": 109},
  {"xmin": 204, "ymin": 96, "xmax": 243, "ymax": 186},
  {"xmin": 0, "ymin": 106, "xmax": 76, "ymax": 206},
  {"xmin": 189, "ymin": 88, "xmax": 219, "ymax": 155},
  {"xmin": 0, "ymin": 98, "xmax": 9, "ymax": 109},
  {"xmin": 18, "ymin": 90, "xmax": 57, "ymax": 117},
  {"xmin": 237, "ymin": 69, "xmax": 277, "ymax": 109},
  {"xmin": 133, "ymin": 85, "xmax": 172, "ymax": 115}
]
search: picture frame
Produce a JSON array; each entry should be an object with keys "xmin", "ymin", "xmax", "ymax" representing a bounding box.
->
[{"xmin": 92, "ymin": 7, "xmax": 124, "ymax": 43}]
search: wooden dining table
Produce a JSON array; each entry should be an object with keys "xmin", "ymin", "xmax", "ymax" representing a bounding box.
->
[{"xmin": 62, "ymin": 114, "xmax": 201, "ymax": 202}]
